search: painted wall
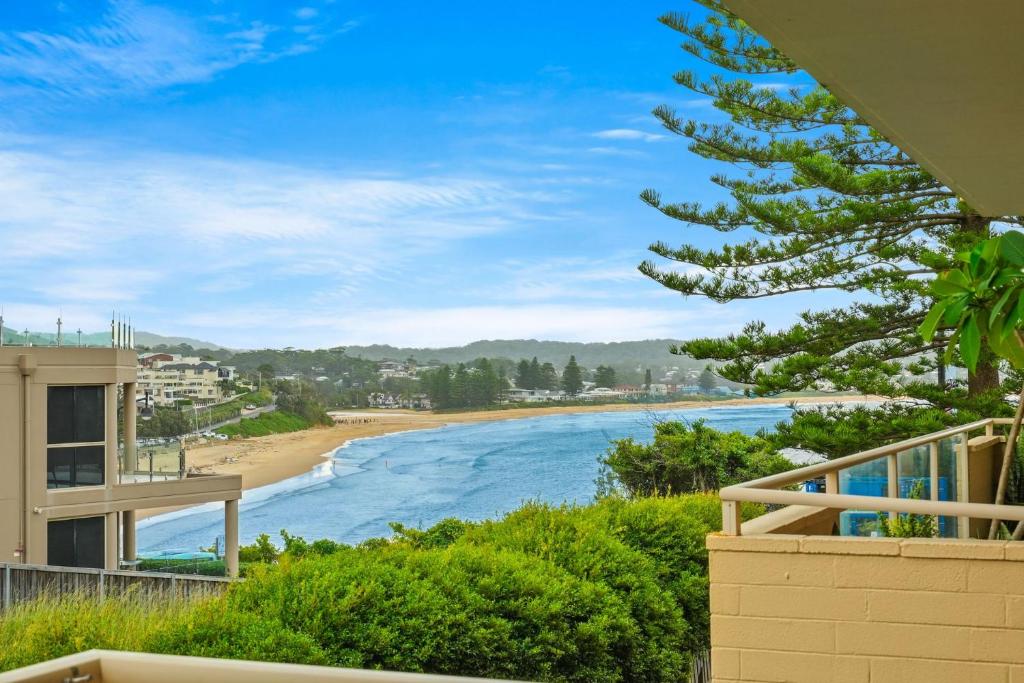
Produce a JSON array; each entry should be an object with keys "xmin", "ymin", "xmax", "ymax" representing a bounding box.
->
[{"xmin": 709, "ymin": 533, "xmax": 1024, "ymax": 682}]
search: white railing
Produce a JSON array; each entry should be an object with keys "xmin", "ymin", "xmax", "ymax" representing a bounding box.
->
[{"xmin": 720, "ymin": 418, "xmax": 1024, "ymax": 537}]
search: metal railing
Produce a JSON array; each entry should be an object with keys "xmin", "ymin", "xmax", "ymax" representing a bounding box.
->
[{"xmin": 720, "ymin": 418, "xmax": 1024, "ymax": 537}]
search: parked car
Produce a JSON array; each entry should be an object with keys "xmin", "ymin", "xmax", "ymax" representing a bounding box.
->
[{"xmin": 244, "ymin": 404, "xmax": 256, "ymax": 410}]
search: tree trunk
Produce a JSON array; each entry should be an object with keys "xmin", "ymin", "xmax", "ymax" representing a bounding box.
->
[{"xmin": 968, "ymin": 353, "xmax": 1000, "ymax": 396}]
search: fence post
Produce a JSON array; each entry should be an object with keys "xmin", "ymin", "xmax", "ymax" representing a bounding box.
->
[
  {"xmin": 887, "ymin": 454, "xmax": 899, "ymax": 522},
  {"xmin": 98, "ymin": 569, "xmax": 105, "ymax": 602},
  {"xmin": 171, "ymin": 575, "xmax": 177, "ymax": 598},
  {"xmin": 3, "ymin": 565, "xmax": 10, "ymax": 611}
]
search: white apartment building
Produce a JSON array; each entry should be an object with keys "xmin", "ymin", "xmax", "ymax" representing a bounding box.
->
[{"xmin": 136, "ymin": 354, "xmax": 226, "ymax": 406}]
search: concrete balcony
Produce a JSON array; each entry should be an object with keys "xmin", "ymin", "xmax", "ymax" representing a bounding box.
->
[
  {"xmin": 0, "ymin": 650, "xmax": 518, "ymax": 683},
  {"xmin": 711, "ymin": 419, "xmax": 1024, "ymax": 682}
]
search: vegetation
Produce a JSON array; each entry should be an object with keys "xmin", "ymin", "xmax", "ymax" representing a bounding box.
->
[
  {"xmin": 920, "ymin": 230, "xmax": 1024, "ymax": 538},
  {"xmin": 515, "ymin": 356, "xmax": 559, "ymax": 390},
  {"xmin": 594, "ymin": 365, "xmax": 617, "ymax": 388},
  {"xmin": 697, "ymin": 368, "xmax": 716, "ymax": 395},
  {"xmin": 875, "ymin": 481, "xmax": 937, "ymax": 538},
  {"xmin": 421, "ymin": 359, "xmax": 505, "ymax": 409},
  {"xmin": 136, "ymin": 389, "xmax": 273, "ymax": 439},
  {"xmin": 639, "ymin": 0, "xmax": 1021, "ymax": 457},
  {"xmin": 216, "ymin": 411, "xmax": 317, "ymax": 438},
  {"xmin": 561, "ymin": 355, "xmax": 584, "ymax": 396},
  {"xmin": 0, "ymin": 495, "xmax": 764, "ymax": 681},
  {"xmin": 600, "ymin": 420, "xmax": 793, "ymax": 496}
]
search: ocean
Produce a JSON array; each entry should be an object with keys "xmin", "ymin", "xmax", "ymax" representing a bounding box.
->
[{"xmin": 137, "ymin": 404, "xmax": 795, "ymax": 552}]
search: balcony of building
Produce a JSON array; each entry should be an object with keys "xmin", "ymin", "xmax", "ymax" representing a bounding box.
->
[{"xmin": 711, "ymin": 419, "xmax": 1024, "ymax": 681}]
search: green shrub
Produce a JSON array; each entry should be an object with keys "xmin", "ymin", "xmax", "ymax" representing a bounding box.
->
[
  {"xmin": 602, "ymin": 419, "xmax": 793, "ymax": 496},
  {"xmin": 230, "ymin": 545, "xmax": 642, "ymax": 681},
  {"xmin": 217, "ymin": 411, "xmax": 313, "ymax": 438},
  {"xmin": 148, "ymin": 602, "xmax": 330, "ymax": 664},
  {"xmin": 0, "ymin": 494, "xmax": 738, "ymax": 681}
]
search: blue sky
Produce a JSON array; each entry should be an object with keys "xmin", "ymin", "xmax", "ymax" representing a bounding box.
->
[{"xmin": 0, "ymin": 0, "xmax": 825, "ymax": 348}]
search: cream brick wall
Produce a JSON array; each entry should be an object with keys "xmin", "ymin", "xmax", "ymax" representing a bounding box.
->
[{"xmin": 709, "ymin": 533, "xmax": 1024, "ymax": 682}]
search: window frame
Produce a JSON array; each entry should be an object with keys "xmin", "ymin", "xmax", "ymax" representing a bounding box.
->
[
  {"xmin": 46, "ymin": 385, "xmax": 107, "ymax": 490},
  {"xmin": 47, "ymin": 516, "xmax": 105, "ymax": 569}
]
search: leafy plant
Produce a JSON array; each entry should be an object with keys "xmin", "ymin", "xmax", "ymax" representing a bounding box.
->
[
  {"xmin": 920, "ymin": 230, "xmax": 1024, "ymax": 539},
  {"xmin": 919, "ymin": 231, "xmax": 1024, "ymax": 369},
  {"xmin": 876, "ymin": 480, "xmax": 937, "ymax": 538}
]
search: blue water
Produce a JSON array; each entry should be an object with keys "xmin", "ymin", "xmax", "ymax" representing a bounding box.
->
[{"xmin": 137, "ymin": 405, "xmax": 794, "ymax": 552}]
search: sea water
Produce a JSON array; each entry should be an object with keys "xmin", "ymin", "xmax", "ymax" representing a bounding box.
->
[{"xmin": 137, "ymin": 404, "xmax": 795, "ymax": 552}]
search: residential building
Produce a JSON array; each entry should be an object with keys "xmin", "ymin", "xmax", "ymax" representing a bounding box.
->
[
  {"xmin": 0, "ymin": 347, "xmax": 241, "ymax": 575},
  {"xmin": 506, "ymin": 388, "xmax": 565, "ymax": 403},
  {"xmin": 136, "ymin": 355, "xmax": 225, "ymax": 406},
  {"xmin": 578, "ymin": 387, "xmax": 625, "ymax": 401},
  {"xmin": 377, "ymin": 359, "xmax": 416, "ymax": 380}
]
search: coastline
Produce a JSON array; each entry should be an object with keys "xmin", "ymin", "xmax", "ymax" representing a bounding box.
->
[{"xmin": 137, "ymin": 394, "xmax": 881, "ymax": 521}]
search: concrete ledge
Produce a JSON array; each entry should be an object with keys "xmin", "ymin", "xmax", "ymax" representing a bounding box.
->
[
  {"xmin": 901, "ymin": 538, "xmax": 1006, "ymax": 560},
  {"xmin": 801, "ymin": 536, "xmax": 901, "ymax": 556},
  {"xmin": 709, "ymin": 533, "xmax": 1015, "ymax": 561},
  {"xmin": 707, "ymin": 533, "xmax": 802, "ymax": 553}
]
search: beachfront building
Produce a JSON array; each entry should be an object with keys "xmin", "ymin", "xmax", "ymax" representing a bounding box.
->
[
  {"xmin": 0, "ymin": 347, "xmax": 241, "ymax": 575},
  {"xmin": 705, "ymin": 2, "xmax": 1024, "ymax": 681},
  {"xmin": 136, "ymin": 354, "xmax": 226, "ymax": 407}
]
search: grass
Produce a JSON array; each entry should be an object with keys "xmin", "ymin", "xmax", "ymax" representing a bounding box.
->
[{"xmin": 216, "ymin": 410, "xmax": 314, "ymax": 438}]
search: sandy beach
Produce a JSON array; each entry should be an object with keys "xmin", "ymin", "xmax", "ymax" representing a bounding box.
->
[{"xmin": 137, "ymin": 394, "xmax": 881, "ymax": 520}]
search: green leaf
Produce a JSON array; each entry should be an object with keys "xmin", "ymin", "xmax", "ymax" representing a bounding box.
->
[
  {"xmin": 918, "ymin": 302, "xmax": 948, "ymax": 341},
  {"xmin": 931, "ymin": 277, "xmax": 969, "ymax": 296},
  {"xmin": 943, "ymin": 329, "xmax": 961, "ymax": 364},
  {"xmin": 960, "ymin": 314, "xmax": 981, "ymax": 370},
  {"xmin": 990, "ymin": 286, "xmax": 1017, "ymax": 326},
  {"xmin": 946, "ymin": 269, "xmax": 971, "ymax": 288},
  {"xmin": 1000, "ymin": 231, "xmax": 1024, "ymax": 266},
  {"xmin": 942, "ymin": 296, "xmax": 968, "ymax": 326}
]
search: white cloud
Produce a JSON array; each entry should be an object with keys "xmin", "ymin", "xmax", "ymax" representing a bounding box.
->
[
  {"xmin": 0, "ymin": 135, "xmax": 559, "ymax": 320},
  {"xmin": 586, "ymin": 146, "xmax": 645, "ymax": 158},
  {"xmin": 0, "ymin": 1, "xmax": 347, "ymax": 100},
  {"xmin": 592, "ymin": 128, "xmax": 665, "ymax": 143},
  {"xmin": 295, "ymin": 7, "xmax": 319, "ymax": 20},
  {"xmin": 175, "ymin": 303, "xmax": 743, "ymax": 348}
]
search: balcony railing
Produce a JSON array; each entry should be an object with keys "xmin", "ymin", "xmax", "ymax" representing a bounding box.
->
[
  {"xmin": 118, "ymin": 440, "xmax": 186, "ymax": 483},
  {"xmin": 720, "ymin": 418, "xmax": 1024, "ymax": 538}
]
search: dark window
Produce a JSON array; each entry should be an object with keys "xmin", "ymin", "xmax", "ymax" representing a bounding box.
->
[
  {"xmin": 74, "ymin": 386, "xmax": 104, "ymax": 442},
  {"xmin": 47, "ymin": 385, "xmax": 104, "ymax": 445},
  {"xmin": 47, "ymin": 387, "xmax": 75, "ymax": 444},
  {"xmin": 46, "ymin": 448, "xmax": 74, "ymax": 488},
  {"xmin": 47, "ymin": 517, "xmax": 105, "ymax": 569},
  {"xmin": 47, "ymin": 446, "xmax": 105, "ymax": 488}
]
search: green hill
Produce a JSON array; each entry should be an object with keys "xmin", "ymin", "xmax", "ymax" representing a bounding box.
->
[{"xmin": 343, "ymin": 339, "xmax": 700, "ymax": 373}]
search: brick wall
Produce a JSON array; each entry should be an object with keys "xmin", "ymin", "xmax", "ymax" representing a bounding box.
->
[{"xmin": 709, "ymin": 533, "xmax": 1024, "ymax": 682}]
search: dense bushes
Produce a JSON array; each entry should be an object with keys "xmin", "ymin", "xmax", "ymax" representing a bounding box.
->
[
  {"xmin": 0, "ymin": 495, "xmax": 762, "ymax": 680},
  {"xmin": 601, "ymin": 419, "xmax": 793, "ymax": 496},
  {"xmin": 216, "ymin": 411, "xmax": 315, "ymax": 438}
]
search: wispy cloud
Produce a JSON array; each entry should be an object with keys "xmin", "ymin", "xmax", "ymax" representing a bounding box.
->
[
  {"xmin": 0, "ymin": 134, "xmax": 561, "ymax": 315},
  {"xmin": 592, "ymin": 128, "xmax": 665, "ymax": 142},
  {"xmin": 0, "ymin": 1, "xmax": 350, "ymax": 100}
]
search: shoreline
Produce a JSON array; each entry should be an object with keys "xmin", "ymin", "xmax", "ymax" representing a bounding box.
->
[{"xmin": 137, "ymin": 394, "xmax": 881, "ymax": 521}]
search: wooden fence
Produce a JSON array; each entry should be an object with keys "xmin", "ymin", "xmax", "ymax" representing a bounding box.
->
[{"xmin": 0, "ymin": 563, "xmax": 231, "ymax": 610}]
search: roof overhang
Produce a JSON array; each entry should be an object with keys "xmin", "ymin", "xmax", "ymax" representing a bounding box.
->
[{"xmin": 725, "ymin": 0, "xmax": 1024, "ymax": 216}]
